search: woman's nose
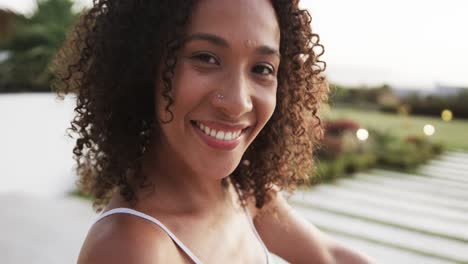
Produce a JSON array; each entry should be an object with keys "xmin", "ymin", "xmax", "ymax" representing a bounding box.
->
[{"xmin": 211, "ymin": 72, "xmax": 253, "ymax": 119}]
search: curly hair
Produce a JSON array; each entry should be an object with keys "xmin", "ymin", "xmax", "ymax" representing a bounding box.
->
[{"xmin": 53, "ymin": 0, "xmax": 328, "ymax": 212}]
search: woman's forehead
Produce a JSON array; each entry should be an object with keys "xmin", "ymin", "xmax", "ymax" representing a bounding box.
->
[{"xmin": 187, "ymin": 0, "xmax": 280, "ymax": 48}]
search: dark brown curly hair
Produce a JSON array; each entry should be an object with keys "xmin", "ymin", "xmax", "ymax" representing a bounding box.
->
[{"xmin": 53, "ymin": 0, "xmax": 328, "ymax": 212}]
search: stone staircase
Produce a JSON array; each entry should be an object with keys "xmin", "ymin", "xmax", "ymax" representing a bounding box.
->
[{"xmin": 287, "ymin": 151, "xmax": 468, "ymax": 264}]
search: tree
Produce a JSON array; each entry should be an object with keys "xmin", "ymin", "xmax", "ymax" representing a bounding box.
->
[
  {"xmin": 0, "ymin": 10, "xmax": 22, "ymax": 41},
  {"xmin": 0, "ymin": 0, "xmax": 78, "ymax": 92}
]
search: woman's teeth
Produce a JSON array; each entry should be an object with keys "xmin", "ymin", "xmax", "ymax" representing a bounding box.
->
[{"xmin": 196, "ymin": 122, "xmax": 243, "ymax": 141}]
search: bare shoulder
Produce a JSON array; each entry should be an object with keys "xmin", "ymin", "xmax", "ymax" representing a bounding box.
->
[
  {"xmin": 250, "ymin": 189, "xmax": 375, "ymax": 263},
  {"xmin": 77, "ymin": 213, "xmax": 186, "ymax": 264}
]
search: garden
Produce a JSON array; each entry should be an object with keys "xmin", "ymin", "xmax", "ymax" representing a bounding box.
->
[{"xmin": 311, "ymin": 104, "xmax": 468, "ymax": 183}]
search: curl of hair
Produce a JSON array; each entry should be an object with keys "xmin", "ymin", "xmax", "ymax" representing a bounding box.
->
[{"xmin": 52, "ymin": 0, "xmax": 328, "ymax": 212}]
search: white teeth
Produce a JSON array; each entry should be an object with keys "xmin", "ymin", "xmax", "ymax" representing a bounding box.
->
[
  {"xmin": 210, "ymin": 129, "xmax": 216, "ymax": 137},
  {"xmin": 216, "ymin": 131, "xmax": 225, "ymax": 140},
  {"xmin": 195, "ymin": 121, "xmax": 243, "ymax": 141},
  {"xmin": 225, "ymin": 132, "xmax": 233, "ymax": 140}
]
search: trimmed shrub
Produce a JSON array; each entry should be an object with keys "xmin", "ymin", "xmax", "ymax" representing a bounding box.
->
[{"xmin": 311, "ymin": 119, "xmax": 445, "ymax": 183}]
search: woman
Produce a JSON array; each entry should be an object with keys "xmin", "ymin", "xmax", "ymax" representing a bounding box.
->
[{"xmin": 54, "ymin": 0, "xmax": 374, "ymax": 263}]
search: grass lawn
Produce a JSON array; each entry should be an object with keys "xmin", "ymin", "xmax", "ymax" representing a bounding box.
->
[{"xmin": 323, "ymin": 106, "xmax": 468, "ymax": 151}]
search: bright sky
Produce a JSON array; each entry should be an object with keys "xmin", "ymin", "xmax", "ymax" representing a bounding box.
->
[
  {"xmin": 300, "ymin": 0, "xmax": 468, "ymax": 88},
  {"xmin": 1, "ymin": 0, "xmax": 467, "ymax": 88}
]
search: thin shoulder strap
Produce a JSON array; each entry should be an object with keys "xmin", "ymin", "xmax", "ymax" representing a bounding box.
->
[
  {"xmin": 233, "ymin": 179, "xmax": 271, "ymax": 264},
  {"xmin": 242, "ymin": 206, "xmax": 272, "ymax": 264},
  {"xmin": 95, "ymin": 208, "xmax": 204, "ymax": 264}
]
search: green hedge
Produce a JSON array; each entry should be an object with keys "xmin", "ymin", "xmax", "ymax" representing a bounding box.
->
[{"xmin": 312, "ymin": 120, "xmax": 445, "ymax": 184}]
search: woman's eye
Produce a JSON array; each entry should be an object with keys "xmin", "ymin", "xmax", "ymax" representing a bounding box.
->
[
  {"xmin": 253, "ymin": 64, "xmax": 274, "ymax": 76},
  {"xmin": 191, "ymin": 52, "xmax": 220, "ymax": 65}
]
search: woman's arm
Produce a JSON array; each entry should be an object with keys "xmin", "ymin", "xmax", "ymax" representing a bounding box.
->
[{"xmin": 253, "ymin": 191, "xmax": 375, "ymax": 264}]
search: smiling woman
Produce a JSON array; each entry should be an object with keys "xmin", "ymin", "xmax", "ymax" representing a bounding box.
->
[{"xmin": 53, "ymin": 0, "xmax": 373, "ymax": 263}]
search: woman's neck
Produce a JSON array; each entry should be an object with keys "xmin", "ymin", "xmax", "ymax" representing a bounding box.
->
[{"xmin": 135, "ymin": 141, "xmax": 236, "ymax": 216}]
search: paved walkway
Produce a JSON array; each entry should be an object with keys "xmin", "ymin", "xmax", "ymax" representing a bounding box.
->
[
  {"xmin": 292, "ymin": 151, "xmax": 468, "ymax": 264},
  {"xmin": 0, "ymin": 193, "xmax": 96, "ymax": 264}
]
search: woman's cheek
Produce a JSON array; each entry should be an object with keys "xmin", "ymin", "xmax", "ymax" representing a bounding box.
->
[
  {"xmin": 174, "ymin": 63, "xmax": 218, "ymax": 101},
  {"xmin": 260, "ymin": 85, "xmax": 277, "ymax": 122}
]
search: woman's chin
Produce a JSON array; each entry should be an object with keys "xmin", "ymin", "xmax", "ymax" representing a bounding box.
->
[{"xmin": 196, "ymin": 162, "xmax": 240, "ymax": 181}]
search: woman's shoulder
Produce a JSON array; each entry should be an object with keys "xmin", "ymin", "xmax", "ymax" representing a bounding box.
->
[{"xmin": 77, "ymin": 210, "xmax": 186, "ymax": 264}]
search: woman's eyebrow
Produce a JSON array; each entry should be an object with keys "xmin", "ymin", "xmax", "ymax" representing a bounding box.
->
[
  {"xmin": 256, "ymin": 46, "xmax": 280, "ymax": 58},
  {"xmin": 184, "ymin": 33, "xmax": 229, "ymax": 47},
  {"xmin": 184, "ymin": 33, "xmax": 280, "ymax": 57}
]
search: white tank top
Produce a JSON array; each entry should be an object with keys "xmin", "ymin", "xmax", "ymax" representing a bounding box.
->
[{"xmin": 94, "ymin": 206, "xmax": 275, "ymax": 264}]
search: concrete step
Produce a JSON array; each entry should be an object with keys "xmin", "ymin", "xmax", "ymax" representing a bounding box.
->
[
  {"xmin": 334, "ymin": 178, "xmax": 468, "ymax": 212},
  {"xmin": 293, "ymin": 205, "xmax": 468, "ymax": 263},
  {"xmin": 368, "ymin": 169, "xmax": 468, "ymax": 191},
  {"xmin": 328, "ymin": 232, "xmax": 455, "ymax": 264},
  {"xmin": 428, "ymin": 159, "xmax": 468, "ymax": 172},
  {"xmin": 420, "ymin": 165, "xmax": 468, "ymax": 183},
  {"xmin": 439, "ymin": 152, "xmax": 468, "ymax": 162},
  {"xmin": 291, "ymin": 191, "xmax": 468, "ymax": 243},
  {"xmin": 351, "ymin": 172, "xmax": 468, "ymax": 201},
  {"xmin": 295, "ymin": 186, "xmax": 468, "ymax": 224}
]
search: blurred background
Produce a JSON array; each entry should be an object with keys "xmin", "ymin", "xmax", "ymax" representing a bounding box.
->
[{"xmin": 0, "ymin": 0, "xmax": 467, "ymax": 263}]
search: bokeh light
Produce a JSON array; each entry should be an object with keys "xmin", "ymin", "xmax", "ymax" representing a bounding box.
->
[
  {"xmin": 441, "ymin": 109, "xmax": 453, "ymax": 122},
  {"xmin": 423, "ymin": 124, "xmax": 435, "ymax": 136},
  {"xmin": 356, "ymin": 128, "xmax": 369, "ymax": 141}
]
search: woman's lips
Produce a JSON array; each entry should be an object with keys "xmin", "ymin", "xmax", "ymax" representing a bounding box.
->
[{"xmin": 191, "ymin": 121, "xmax": 247, "ymax": 151}]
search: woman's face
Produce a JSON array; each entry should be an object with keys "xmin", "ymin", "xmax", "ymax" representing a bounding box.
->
[{"xmin": 156, "ymin": 0, "xmax": 280, "ymax": 179}]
